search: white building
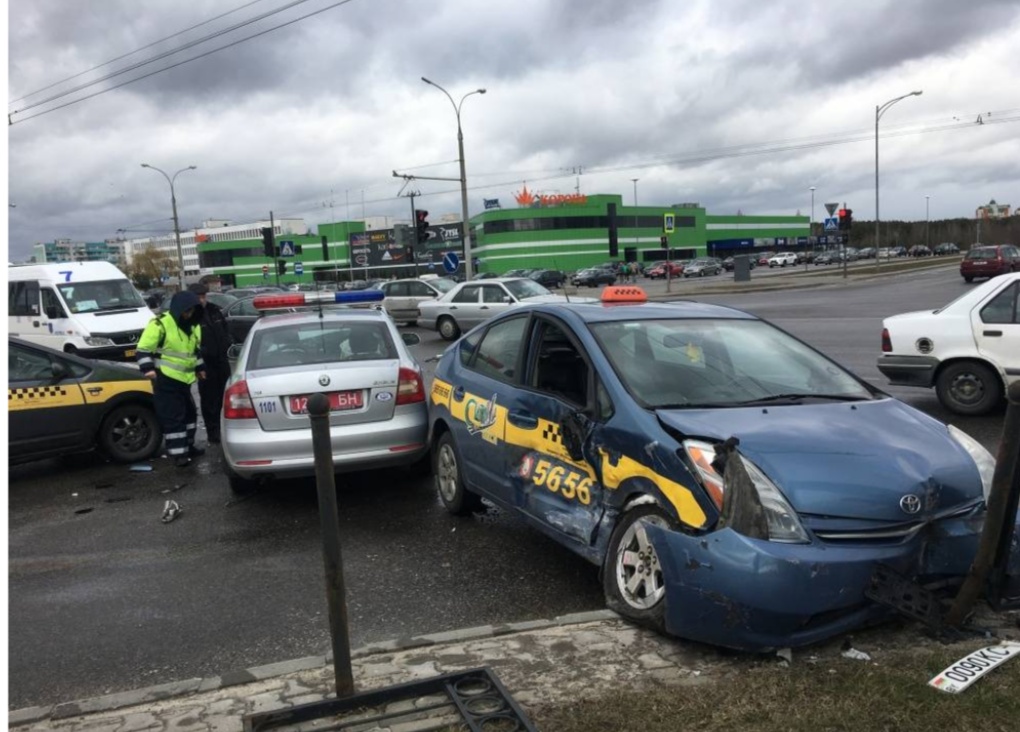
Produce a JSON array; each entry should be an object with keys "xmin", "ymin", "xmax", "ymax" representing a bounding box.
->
[
  {"xmin": 976, "ymin": 200, "xmax": 1012, "ymax": 219},
  {"xmin": 124, "ymin": 218, "xmax": 308, "ymax": 274}
]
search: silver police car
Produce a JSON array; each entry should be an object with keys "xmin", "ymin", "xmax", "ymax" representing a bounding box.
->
[{"xmin": 221, "ymin": 291, "xmax": 429, "ymax": 492}]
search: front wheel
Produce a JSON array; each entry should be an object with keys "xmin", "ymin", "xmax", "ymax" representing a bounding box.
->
[
  {"xmin": 603, "ymin": 504, "xmax": 675, "ymax": 632},
  {"xmin": 434, "ymin": 432, "xmax": 483, "ymax": 515},
  {"xmin": 964, "ymin": 276, "xmax": 974, "ymax": 283},
  {"xmin": 438, "ymin": 316, "xmax": 461, "ymax": 341},
  {"xmin": 936, "ymin": 361, "xmax": 1003, "ymax": 415},
  {"xmin": 99, "ymin": 403, "xmax": 162, "ymax": 462}
]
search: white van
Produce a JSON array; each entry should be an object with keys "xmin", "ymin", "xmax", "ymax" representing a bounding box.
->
[{"xmin": 8, "ymin": 262, "xmax": 155, "ymax": 360}]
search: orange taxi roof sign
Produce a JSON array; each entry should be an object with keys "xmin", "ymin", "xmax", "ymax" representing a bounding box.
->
[{"xmin": 600, "ymin": 285, "xmax": 648, "ymax": 304}]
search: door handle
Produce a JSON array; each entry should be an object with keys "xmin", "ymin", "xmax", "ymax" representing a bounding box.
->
[
  {"xmin": 480, "ymin": 306, "xmax": 490, "ymax": 310},
  {"xmin": 983, "ymin": 330, "xmax": 1003, "ymax": 337},
  {"xmin": 452, "ymin": 386, "xmax": 465, "ymax": 401},
  {"xmin": 449, "ymin": 306, "xmax": 458, "ymax": 310},
  {"xmin": 507, "ymin": 409, "xmax": 538, "ymax": 429}
]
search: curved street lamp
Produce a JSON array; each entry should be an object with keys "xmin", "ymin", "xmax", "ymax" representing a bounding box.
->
[
  {"xmin": 141, "ymin": 163, "xmax": 197, "ymax": 287},
  {"xmin": 421, "ymin": 77, "xmax": 486, "ymax": 279},
  {"xmin": 875, "ymin": 90, "xmax": 922, "ymax": 270}
]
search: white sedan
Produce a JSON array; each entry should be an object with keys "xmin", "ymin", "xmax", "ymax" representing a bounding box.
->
[
  {"xmin": 376, "ymin": 277, "xmax": 454, "ymax": 326},
  {"xmin": 417, "ymin": 278, "xmax": 594, "ymax": 340},
  {"xmin": 877, "ymin": 272, "xmax": 1019, "ymax": 414}
]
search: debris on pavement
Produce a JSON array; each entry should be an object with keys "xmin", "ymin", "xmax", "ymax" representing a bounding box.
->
[
  {"xmin": 776, "ymin": 648, "xmax": 793, "ymax": 665},
  {"xmin": 160, "ymin": 483, "xmax": 188, "ymax": 494},
  {"xmin": 130, "ymin": 464, "xmax": 154, "ymax": 472},
  {"xmin": 161, "ymin": 500, "xmax": 182, "ymax": 523},
  {"xmin": 74, "ymin": 507, "xmax": 94, "ymax": 515},
  {"xmin": 929, "ymin": 641, "xmax": 1020, "ymax": 693},
  {"xmin": 841, "ymin": 648, "xmax": 871, "ymax": 661}
]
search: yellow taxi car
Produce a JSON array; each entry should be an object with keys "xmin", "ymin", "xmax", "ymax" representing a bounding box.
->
[{"xmin": 9, "ymin": 337, "xmax": 162, "ymax": 464}]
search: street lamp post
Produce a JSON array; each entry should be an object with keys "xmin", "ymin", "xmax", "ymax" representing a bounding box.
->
[
  {"xmin": 925, "ymin": 195, "xmax": 930, "ymax": 250},
  {"xmin": 808, "ymin": 186, "xmax": 816, "ymax": 271},
  {"xmin": 141, "ymin": 163, "xmax": 197, "ymax": 288},
  {"xmin": 421, "ymin": 77, "xmax": 486, "ymax": 280},
  {"xmin": 874, "ymin": 90, "xmax": 922, "ymax": 270}
]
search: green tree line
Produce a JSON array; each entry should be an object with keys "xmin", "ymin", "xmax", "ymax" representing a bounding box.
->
[{"xmin": 816, "ymin": 216, "xmax": 1020, "ymax": 250}]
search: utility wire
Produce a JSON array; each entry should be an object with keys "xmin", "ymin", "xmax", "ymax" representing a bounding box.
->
[
  {"xmin": 9, "ymin": 0, "xmax": 271, "ymax": 105},
  {"xmin": 10, "ymin": 0, "xmax": 320, "ymax": 117}
]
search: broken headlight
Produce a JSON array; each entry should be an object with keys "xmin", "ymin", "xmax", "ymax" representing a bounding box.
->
[
  {"xmin": 948, "ymin": 425, "xmax": 995, "ymax": 501},
  {"xmin": 684, "ymin": 439, "xmax": 810, "ymax": 544}
]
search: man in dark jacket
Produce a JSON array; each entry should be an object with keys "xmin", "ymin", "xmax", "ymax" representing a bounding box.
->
[{"xmin": 188, "ymin": 283, "xmax": 233, "ymax": 443}]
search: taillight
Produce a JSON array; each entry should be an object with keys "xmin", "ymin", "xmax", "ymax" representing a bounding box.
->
[
  {"xmin": 881, "ymin": 328, "xmax": 893, "ymax": 353},
  {"xmin": 396, "ymin": 367, "xmax": 425, "ymax": 405},
  {"xmin": 224, "ymin": 380, "xmax": 257, "ymax": 419}
]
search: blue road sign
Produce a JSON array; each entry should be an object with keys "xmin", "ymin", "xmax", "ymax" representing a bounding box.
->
[
  {"xmin": 279, "ymin": 240, "xmax": 295, "ymax": 257},
  {"xmin": 294, "ymin": 261, "xmax": 304, "ymax": 275},
  {"xmin": 443, "ymin": 251, "xmax": 460, "ymax": 273},
  {"xmin": 824, "ymin": 217, "xmax": 838, "ymax": 232}
]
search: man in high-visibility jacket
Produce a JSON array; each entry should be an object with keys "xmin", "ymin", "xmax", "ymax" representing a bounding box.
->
[{"xmin": 136, "ymin": 290, "xmax": 207, "ymax": 467}]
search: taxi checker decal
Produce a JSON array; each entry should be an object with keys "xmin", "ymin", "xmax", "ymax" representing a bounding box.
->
[
  {"xmin": 436, "ymin": 381, "xmax": 707, "ymax": 527},
  {"xmin": 8, "ymin": 385, "xmax": 78, "ymax": 411}
]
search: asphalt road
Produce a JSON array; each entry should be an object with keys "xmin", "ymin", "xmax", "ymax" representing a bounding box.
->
[{"xmin": 7, "ymin": 265, "xmax": 1005, "ymax": 709}]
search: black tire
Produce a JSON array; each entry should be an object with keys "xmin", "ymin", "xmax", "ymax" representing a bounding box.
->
[
  {"xmin": 99, "ymin": 403, "xmax": 162, "ymax": 463},
  {"xmin": 936, "ymin": 361, "xmax": 1003, "ymax": 416},
  {"xmin": 434, "ymin": 432, "xmax": 483, "ymax": 515},
  {"xmin": 437, "ymin": 316, "xmax": 460, "ymax": 341},
  {"xmin": 964, "ymin": 276, "xmax": 974, "ymax": 283},
  {"xmin": 699, "ymin": 270, "xmax": 705, "ymax": 277},
  {"xmin": 602, "ymin": 504, "xmax": 675, "ymax": 633},
  {"xmin": 227, "ymin": 468, "xmax": 259, "ymax": 495}
]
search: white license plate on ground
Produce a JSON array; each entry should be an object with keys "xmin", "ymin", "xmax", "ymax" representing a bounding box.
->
[
  {"xmin": 929, "ymin": 641, "xmax": 1020, "ymax": 693},
  {"xmin": 289, "ymin": 391, "xmax": 363, "ymax": 414}
]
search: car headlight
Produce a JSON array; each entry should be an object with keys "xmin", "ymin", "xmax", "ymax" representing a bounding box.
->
[
  {"xmin": 684, "ymin": 440, "xmax": 810, "ymax": 543},
  {"xmin": 948, "ymin": 425, "xmax": 996, "ymax": 501},
  {"xmin": 84, "ymin": 336, "xmax": 115, "ymax": 347}
]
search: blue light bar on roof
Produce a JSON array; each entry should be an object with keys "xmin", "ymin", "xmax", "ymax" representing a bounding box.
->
[{"xmin": 334, "ymin": 290, "xmax": 384, "ymax": 303}]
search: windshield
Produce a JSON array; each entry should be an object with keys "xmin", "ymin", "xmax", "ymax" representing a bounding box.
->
[
  {"xmin": 432, "ymin": 278, "xmax": 455, "ymax": 294},
  {"xmin": 57, "ymin": 279, "xmax": 147, "ymax": 314},
  {"xmin": 965, "ymin": 247, "xmax": 996, "ymax": 260},
  {"xmin": 504, "ymin": 278, "xmax": 552, "ymax": 300},
  {"xmin": 249, "ymin": 320, "xmax": 396, "ymax": 370},
  {"xmin": 590, "ymin": 318, "xmax": 872, "ymax": 409}
]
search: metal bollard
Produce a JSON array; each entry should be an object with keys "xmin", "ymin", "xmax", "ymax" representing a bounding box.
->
[
  {"xmin": 946, "ymin": 382, "xmax": 1020, "ymax": 625},
  {"xmin": 307, "ymin": 393, "xmax": 355, "ymax": 697}
]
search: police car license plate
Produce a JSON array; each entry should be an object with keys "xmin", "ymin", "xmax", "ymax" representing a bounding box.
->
[
  {"xmin": 289, "ymin": 391, "xmax": 363, "ymax": 414},
  {"xmin": 124, "ymin": 349, "xmax": 136, "ymax": 358}
]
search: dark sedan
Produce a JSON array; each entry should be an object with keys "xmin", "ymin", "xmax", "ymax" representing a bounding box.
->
[
  {"xmin": 530, "ymin": 269, "xmax": 567, "ymax": 288},
  {"xmin": 572, "ymin": 268, "xmax": 617, "ymax": 287}
]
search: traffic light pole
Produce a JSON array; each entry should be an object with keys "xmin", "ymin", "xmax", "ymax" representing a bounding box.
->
[
  {"xmin": 272, "ymin": 211, "xmax": 280, "ymax": 288},
  {"xmin": 405, "ymin": 191, "xmax": 422, "ymax": 279}
]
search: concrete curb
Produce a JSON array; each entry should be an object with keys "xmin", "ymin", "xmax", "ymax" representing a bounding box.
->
[{"xmin": 8, "ymin": 609, "xmax": 619, "ymax": 725}]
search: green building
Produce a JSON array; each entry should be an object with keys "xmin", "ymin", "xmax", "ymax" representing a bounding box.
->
[{"xmin": 196, "ymin": 193, "xmax": 810, "ymax": 287}]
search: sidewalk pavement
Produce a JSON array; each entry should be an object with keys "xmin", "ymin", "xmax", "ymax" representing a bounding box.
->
[{"xmin": 9, "ymin": 610, "xmax": 740, "ymax": 732}]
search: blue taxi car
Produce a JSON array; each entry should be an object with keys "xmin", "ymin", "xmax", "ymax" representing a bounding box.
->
[{"xmin": 428, "ymin": 286, "xmax": 1016, "ymax": 651}]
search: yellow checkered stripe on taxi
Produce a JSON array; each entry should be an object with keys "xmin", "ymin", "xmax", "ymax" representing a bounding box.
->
[{"xmin": 8, "ymin": 385, "xmax": 78, "ymax": 410}]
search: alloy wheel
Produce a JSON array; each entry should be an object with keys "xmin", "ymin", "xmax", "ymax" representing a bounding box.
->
[{"xmin": 614, "ymin": 515, "xmax": 669, "ymax": 610}]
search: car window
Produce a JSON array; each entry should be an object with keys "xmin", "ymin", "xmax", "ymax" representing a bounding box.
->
[
  {"xmin": 9, "ymin": 344, "xmax": 55, "ymax": 381},
  {"xmin": 481, "ymin": 285, "xmax": 509, "ymax": 304},
  {"xmin": 504, "ymin": 279, "xmax": 551, "ymax": 300},
  {"xmin": 408, "ymin": 282, "xmax": 434, "ymax": 297},
  {"xmin": 452, "ymin": 285, "xmax": 481, "ymax": 304},
  {"xmin": 432, "ymin": 278, "xmax": 455, "ymax": 293},
  {"xmin": 980, "ymin": 282, "xmax": 1019, "ymax": 325},
  {"xmin": 530, "ymin": 320, "xmax": 590, "ymax": 407},
  {"xmin": 966, "ymin": 248, "xmax": 996, "ymax": 260},
  {"xmin": 9, "ymin": 281, "xmax": 41, "ymax": 317},
  {"xmin": 229, "ymin": 298, "xmax": 258, "ymax": 317},
  {"xmin": 250, "ymin": 321, "xmax": 396, "ymax": 369},
  {"xmin": 468, "ymin": 316, "xmax": 527, "ymax": 382},
  {"xmin": 459, "ymin": 329, "xmax": 482, "ymax": 368},
  {"xmin": 385, "ymin": 282, "xmax": 408, "ymax": 297},
  {"xmin": 57, "ymin": 279, "xmax": 146, "ymax": 313},
  {"xmin": 590, "ymin": 319, "xmax": 870, "ymax": 408},
  {"xmin": 41, "ymin": 288, "xmax": 69, "ymax": 318}
]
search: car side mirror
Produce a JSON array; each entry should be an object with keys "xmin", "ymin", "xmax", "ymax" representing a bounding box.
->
[
  {"xmin": 401, "ymin": 333, "xmax": 421, "ymax": 347},
  {"xmin": 560, "ymin": 411, "xmax": 591, "ymax": 463},
  {"xmin": 45, "ymin": 305, "xmax": 63, "ymax": 320},
  {"xmin": 502, "ymin": 296, "xmax": 513, "ymax": 304},
  {"xmin": 50, "ymin": 361, "xmax": 70, "ymax": 383}
]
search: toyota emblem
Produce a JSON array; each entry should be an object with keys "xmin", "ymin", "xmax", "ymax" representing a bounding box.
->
[
  {"xmin": 318, "ymin": 374, "xmax": 331, "ymax": 387},
  {"xmin": 900, "ymin": 494, "xmax": 922, "ymax": 514}
]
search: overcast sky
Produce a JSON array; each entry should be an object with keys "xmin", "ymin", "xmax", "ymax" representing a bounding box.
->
[{"xmin": 6, "ymin": 0, "xmax": 1020, "ymax": 259}]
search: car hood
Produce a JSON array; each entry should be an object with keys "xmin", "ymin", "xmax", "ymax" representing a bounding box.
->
[
  {"xmin": 69, "ymin": 308, "xmax": 152, "ymax": 334},
  {"xmin": 656, "ymin": 399, "xmax": 982, "ymax": 521}
]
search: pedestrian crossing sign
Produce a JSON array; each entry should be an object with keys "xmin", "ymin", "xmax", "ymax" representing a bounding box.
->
[
  {"xmin": 279, "ymin": 240, "xmax": 295, "ymax": 257},
  {"xmin": 663, "ymin": 213, "xmax": 675, "ymax": 233},
  {"xmin": 824, "ymin": 217, "xmax": 838, "ymax": 232}
]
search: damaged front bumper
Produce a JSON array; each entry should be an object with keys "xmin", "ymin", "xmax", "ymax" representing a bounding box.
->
[{"xmin": 645, "ymin": 511, "xmax": 1019, "ymax": 651}]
